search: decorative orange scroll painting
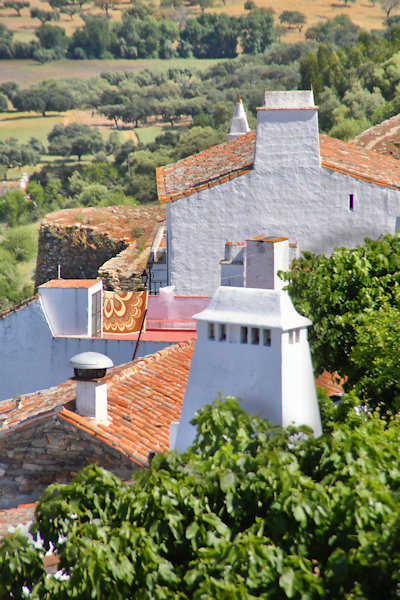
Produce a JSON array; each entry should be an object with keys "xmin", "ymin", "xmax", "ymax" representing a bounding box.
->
[{"xmin": 103, "ymin": 291, "xmax": 147, "ymax": 334}]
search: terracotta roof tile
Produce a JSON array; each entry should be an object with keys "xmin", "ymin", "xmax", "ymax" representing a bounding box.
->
[
  {"xmin": 0, "ymin": 340, "xmax": 340, "ymax": 468},
  {"xmin": 157, "ymin": 130, "xmax": 400, "ymax": 203}
]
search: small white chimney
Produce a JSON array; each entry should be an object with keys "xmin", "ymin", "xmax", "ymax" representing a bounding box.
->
[
  {"xmin": 244, "ymin": 236, "xmax": 289, "ymax": 290},
  {"xmin": 69, "ymin": 352, "xmax": 113, "ymax": 423}
]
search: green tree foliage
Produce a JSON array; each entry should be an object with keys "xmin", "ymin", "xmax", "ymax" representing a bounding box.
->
[
  {"xmin": 305, "ymin": 15, "xmax": 360, "ymax": 47},
  {"xmin": 35, "ymin": 24, "xmax": 69, "ymax": 52},
  {"xmin": 67, "ymin": 17, "xmax": 113, "ymax": 59},
  {"xmin": 47, "ymin": 123, "xmax": 104, "ymax": 160},
  {"xmin": 0, "ymin": 137, "xmax": 43, "ymax": 178},
  {"xmin": 12, "ymin": 82, "xmax": 75, "ymax": 116},
  {"xmin": 179, "ymin": 13, "xmax": 239, "ymax": 58},
  {"xmin": 3, "ymin": 397, "xmax": 400, "ymax": 597},
  {"xmin": 279, "ymin": 11, "xmax": 306, "ymax": 31},
  {"xmin": 30, "ymin": 8, "xmax": 56, "ymax": 24},
  {"xmin": 240, "ymin": 8, "xmax": 275, "ymax": 54},
  {"xmin": 0, "ymin": 93, "xmax": 8, "ymax": 112},
  {"xmin": 1, "ymin": 224, "xmax": 37, "ymax": 262},
  {"xmin": 3, "ymin": 0, "xmax": 29, "ymax": 16},
  {"xmin": 280, "ymin": 233, "xmax": 400, "ymax": 409}
]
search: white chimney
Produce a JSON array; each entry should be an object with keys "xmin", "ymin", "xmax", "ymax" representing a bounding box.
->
[
  {"xmin": 173, "ymin": 286, "xmax": 322, "ymax": 452},
  {"xmin": 244, "ymin": 236, "xmax": 289, "ymax": 290},
  {"xmin": 254, "ymin": 90, "xmax": 320, "ymax": 171},
  {"xmin": 69, "ymin": 352, "xmax": 113, "ymax": 423}
]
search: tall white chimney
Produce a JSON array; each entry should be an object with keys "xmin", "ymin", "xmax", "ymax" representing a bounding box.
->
[
  {"xmin": 69, "ymin": 352, "xmax": 114, "ymax": 423},
  {"xmin": 172, "ymin": 286, "xmax": 322, "ymax": 452}
]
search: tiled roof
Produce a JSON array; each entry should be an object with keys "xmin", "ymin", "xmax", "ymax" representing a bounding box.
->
[
  {"xmin": 156, "ymin": 131, "xmax": 255, "ymax": 203},
  {"xmin": 352, "ymin": 113, "xmax": 400, "ymax": 159},
  {"xmin": 0, "ymin": 503, "xmax": 37, "ymax": 537},
  {"xmin": 157, "ymin": 131, "xmax": 400, "ymax": 203},
  {"xmin": 0, "ymin": 341, "xmax": 195, "ymax": 467},
  {"xmin": 39, "ymin": 279, "xmax": 101, "ymax": 289},
  {"xmin": 0, "ymin": 340, "xmax": 342, "ymax": 470}
]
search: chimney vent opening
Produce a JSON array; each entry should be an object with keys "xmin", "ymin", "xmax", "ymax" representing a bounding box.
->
[{"xmin": 69, "ymin": 352, "xmax": 113, "ymax": 380}]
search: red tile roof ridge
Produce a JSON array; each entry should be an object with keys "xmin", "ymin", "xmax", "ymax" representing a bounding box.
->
[
  {"xmin": 39, "ymin": 279, "xmax": 102, "ymax": 289},
  {"xmin": 158, "ymin": 129, "xmax": 400, "ymax": 202}
]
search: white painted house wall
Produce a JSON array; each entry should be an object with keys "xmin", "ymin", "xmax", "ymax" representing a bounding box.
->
[
  {"xmin": 174, "ymin": 286, "xmax": 322, "ymax": 452},
  {"xmin": 0, "ymin": 300, "xmax": 169, "ymax": 402},
  {"xmin": 166, "ymin": 91, "xmax": 400, "ymax": 296}
]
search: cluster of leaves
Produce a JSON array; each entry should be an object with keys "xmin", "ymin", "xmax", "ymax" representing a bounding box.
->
[
  {"xmin": 280, "ymin": 233, "xmax": 400, "ymax": 411},
  {"xmin": 1, "ymin": 397, "xmax": 400, "ymax": 598},
  {"xmin": 0, "ymin": 137, "xmax": 44, "ymax": 180}
]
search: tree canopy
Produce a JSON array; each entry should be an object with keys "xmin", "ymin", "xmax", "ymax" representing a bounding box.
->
[
  {"xmin": 1, "ymin": 396, "xmax": 400, "ymax": 598},
  {"xmin": 280, "ymin": 233, "xmax": 400, "ymax": 410}
]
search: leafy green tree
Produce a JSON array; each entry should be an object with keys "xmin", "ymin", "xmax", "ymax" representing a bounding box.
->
[
  {"xmin": 280, "ymin": 233, "xmax": 400, "ymax": 403},
  {"xmin": 3, "ymin": 397, "xmax": 400, "ymax": 597},
  {"xmin": 12, "ymin": 83, "xmax": 75, "ymax": 116},
  {"xmin": 35, "ymin": 24, "xmax": 69, "ymax": 51},
  {"xmin": 305, "ymin": 15, "xmax": 360, "ymax": 47},
  {"xmin": 3, "ymin": 0, "xmax": 29, "ymax": 16},
  {"xmin": 0, "ymin": 93, "xmax": 8, "ymax": 112},
  {"xmin": 279, "ymin": 11, "xmax": 306, "ymax": 31},
  {"xmin": 30, "ymin": 8, "xmax": 55, "ymax": 24},
  {"xmin": 179, "ymin": 14, "xmax": 239, "ymax": 58},
  {"xmin": 240, "ymin": 8, "xmax": 275, "ymax": 54},
  {"xmin": 68, "ymin": 17, "xmax": 114, "ymax": 59},
  {"xmin": 0, "ymin": 24, "xmax": 14, "ymax": 58},
  {"xmin": 47, "ymin": 123, "xmax": 104, "ymax": 160},
  {"xmin": 1, "ymin": 225, "xmax": 37, "ymax": 262}
]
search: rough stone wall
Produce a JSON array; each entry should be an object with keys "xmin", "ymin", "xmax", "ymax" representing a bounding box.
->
[
  {"xmin": 0, "ymin": 416, "xmax": 141, "ymax": 509},
  {"xmin": 35, "ymin": 223, "xmax": 128, "ymax": 290}
]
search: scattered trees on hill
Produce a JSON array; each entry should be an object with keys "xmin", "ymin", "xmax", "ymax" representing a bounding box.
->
[
  {"xmin": 3, "ymin": 0, "xmax": 29, "ymax": 16},
  {"xmin": 279, "ymin": 11, "xmax": 306, "ymax": 31},
  {"xmin": 12, "ymin": 82, "xmax": 76, "ymax": 115},
  {"xmin": 0, "ymin": 137, "xmax": 43, "ymax": 179}
]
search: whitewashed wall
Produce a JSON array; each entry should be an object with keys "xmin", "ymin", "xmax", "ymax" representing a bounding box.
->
[
  {"xmin": 168, "ymin": 166, "xmax": 400, "ymax": 296},
  {"xmin": 0, "ymin": 300, "xmax": 169, "ymax": 402}
]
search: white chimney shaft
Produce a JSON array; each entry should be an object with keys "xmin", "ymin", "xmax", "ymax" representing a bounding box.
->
[{"xmin": 69, "ymin": 352, "xmax": 113, "ymax": 423}]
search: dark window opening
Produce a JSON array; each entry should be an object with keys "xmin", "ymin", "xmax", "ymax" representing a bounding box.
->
[
  {"xmin": 251, "ymin": 327, "xmax": 259, "ymax": 345},
  {"xmin": 240, "ymin": 326, "xmax": 248, "ymax": 344},
  {"xmin": 349, "ymin": 194, "xmax": 354, "ymax": 211},
  {"xmin": 219, "ymin": 324, "xmax": 226, "ymax": 341},
  {"xmin": 263, "ymin": 329, "xmax": 271, "ymax": 346},
  {"xmin": 208, "ymin": 323, "xmax": 215, "ymax": 340}
]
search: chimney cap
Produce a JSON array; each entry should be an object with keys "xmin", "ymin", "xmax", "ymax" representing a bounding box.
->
[
  {"xmin": 70, "ymin": 352, "xmax": 113, "ymax": 380},
  {"xmin": 70, "ymin": 352, "xmax": 113, "ymax": 370}
]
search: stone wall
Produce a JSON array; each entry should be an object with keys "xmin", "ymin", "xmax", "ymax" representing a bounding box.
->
[
  {"xmin": 35, "ymin": 223, "xmax": 128, "ymax": 290},
  {"xmin": 34, "ymin": 206, "xmax": 165, "ymax": 291},
  {"xmin": 0, "ymin": 416, "xmax": 141, "ymax": 509}
]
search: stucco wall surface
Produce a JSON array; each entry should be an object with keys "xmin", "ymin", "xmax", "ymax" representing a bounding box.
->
[
  {"xmin": 0, "ymin": 300, "xmax": 169, "ymax": 402},
  {"xmin": 175, "ymin": 331, "xmax": 283, "ymax": 451},
  {"xmin": 168, "ymin": 165, "xmax": 400, "ymax": 296}
]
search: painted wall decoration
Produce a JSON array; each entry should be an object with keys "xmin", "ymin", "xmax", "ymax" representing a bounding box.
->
[{"xmin": 103, "ymin": 291, "xmax": 147, "ymax": 334}]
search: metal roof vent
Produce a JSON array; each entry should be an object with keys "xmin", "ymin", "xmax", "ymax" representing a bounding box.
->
[{"xmin": 70, "ymin": 352, "xmax": 113, "ymax": 381}]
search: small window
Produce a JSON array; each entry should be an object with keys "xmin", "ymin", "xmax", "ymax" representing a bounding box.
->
[
  {"xmin": 251, "ymin": 327, "xmax": 259, "ymax": 345},
  {"xmin": 91, "ymin": 290, "xmax": 102, "ymax": 337},
  {"xmin": 288, "ymin": 330, "xmax": 294, "ymax": 344},
  {"xmin": 240, "ymin": 326, "xmax": 248, "ymax": 344},
  {"xmin": 262, "ymin": 329, "xmax": 271, "ymax": 346},
  {"xmin": 349, "ymin": 194, "xmax": 354, "ymax": 211},
  {"xmin": 295, "ymin": 329, "xmax": 300, "ymax": 343},
  {"xmin": 208, "ymin": 323, "xmax": 215, "ymax": 340},
  {"xmin": 219, "ymin": 324, "xmax": 226, "ymax": 341}
]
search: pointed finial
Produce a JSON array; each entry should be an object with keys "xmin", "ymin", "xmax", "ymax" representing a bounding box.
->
[
  {"xmin": 310, "ymin": 83, "xmax": 313, "ymax": 91},
  {"xmin": 237, "ymin": 94, "xmax": 241, "ymax": 103}
]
